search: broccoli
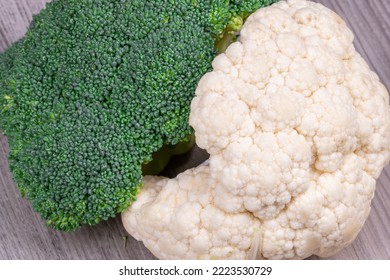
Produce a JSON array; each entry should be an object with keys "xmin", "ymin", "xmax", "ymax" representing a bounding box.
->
[{"xmin": 0, "ymin": 0, "xmax": 276, "ymax": 231}]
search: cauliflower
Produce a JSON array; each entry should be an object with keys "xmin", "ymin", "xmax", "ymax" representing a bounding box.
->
[{"xmin": 122, "ymin": 0, "xmax": 390, "ymax": 259}]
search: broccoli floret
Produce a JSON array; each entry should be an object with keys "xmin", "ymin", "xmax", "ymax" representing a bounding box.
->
[
  {"xmin": 0, "ymin": 0, "xmax": 276, "ymax": 231},
  {"xmin": 0, "ymin": 40, "xmax": 21, "ymax": 85}
]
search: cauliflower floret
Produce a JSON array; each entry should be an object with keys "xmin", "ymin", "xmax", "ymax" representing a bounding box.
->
[
  {"xmin": 123, "ymin": 0, "xmax": 390, "ymax": 259},
  {"xmin": 210, "ymin": 131, "xmax": 311, "ymax": 219},
  {"xmin": 122, "ymin": 167, "xmax": 261, "ymax": 260}
]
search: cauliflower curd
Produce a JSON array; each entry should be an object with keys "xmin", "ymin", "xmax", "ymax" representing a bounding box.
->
[{"xmin": 122, "ymin": 0, "xmax": 390, "ymax": 259}]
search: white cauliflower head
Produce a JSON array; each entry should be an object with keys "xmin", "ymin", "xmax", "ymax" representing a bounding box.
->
[{"xmin": 122, "ymin": 0, "xmax": 390, "ymax": 259}]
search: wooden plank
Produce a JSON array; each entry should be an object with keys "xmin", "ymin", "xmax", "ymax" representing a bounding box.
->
[
  {"xmin": 0, "ymin": 0, "xmax": 389, "ymax": 260},
  {"xmin": 0, "ymin": 0, "xmax": 48, "ymax": 52}
]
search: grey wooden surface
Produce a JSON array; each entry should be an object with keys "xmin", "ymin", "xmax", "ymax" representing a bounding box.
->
[{"xmin": 0, "ymin": 0, "xmax": 389, "ymax": 260}]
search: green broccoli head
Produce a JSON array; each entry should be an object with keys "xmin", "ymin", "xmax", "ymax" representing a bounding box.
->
[{"xmin": 0, "ymin": 0, "xmax": 277, "ymax": 231}]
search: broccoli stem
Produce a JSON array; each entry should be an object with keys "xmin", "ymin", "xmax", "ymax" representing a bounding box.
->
[
  {"xmin": 141, "ymin": 147, "xmax": 171, "ymax": 176},
  {"xmin": 142, "ymin": 133, "xmax": 196, "ymax": 175},
  {"xmin": 215, "ymin": 31, "xmax": 236, "ymax": 53},
  {"xmin": 215, "ymin": 15, "xmax": 243, "ymax": 53}
]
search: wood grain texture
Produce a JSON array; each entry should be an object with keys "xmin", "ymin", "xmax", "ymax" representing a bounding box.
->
[
  {"xmin": 0, "ymin": 0, "xmax": 48, "ymax": 52},
  {"xmin": 0, "ymin": 0, "xmax": 389, "ymax": 260}
]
